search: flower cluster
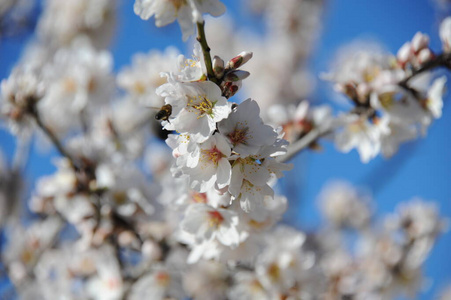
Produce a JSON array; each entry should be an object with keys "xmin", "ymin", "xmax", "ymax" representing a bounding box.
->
[
  {"xmin": 0, "ymin": 1, "xmax": 449, "ymax": 299},
  {"xmin": 155, "ymin": 44, "xmax": 292, "ymax": 262},
  {"xmin": 323, "ymin": 23, "xmax": 450, "ymax": 162}
]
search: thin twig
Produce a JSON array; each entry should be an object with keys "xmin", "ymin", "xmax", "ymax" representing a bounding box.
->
[
  {"xmin": 399, "ymin": 52, "xmax": 451, "ymax": 87},
  {"xmin": 196, "ymin": 21, "xmax": 219, "ymax": 85},
  {"xmin": 30, "ymin": 108, "xmax": 79, "ymax": 170},
  {"xmin": 277, "ymin": 126, "xmax": 332, "ymax": 163}
]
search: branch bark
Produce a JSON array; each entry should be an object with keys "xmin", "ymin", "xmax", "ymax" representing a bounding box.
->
[{"xmin": 196, "ymin": 21, "xmax": 219, "ymax": 85}]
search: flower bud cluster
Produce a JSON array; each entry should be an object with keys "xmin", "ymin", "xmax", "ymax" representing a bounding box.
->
[
  {"xmin": 324, "ymin": 25, "xmax": 449, "ymax": 162},
  {"xmin": 214, "ymin": 52, "xmax": 253, "ymax": 99},
  {"xmin": 397, "ymin": 32, "xmax": 434, "ymax": 69}
]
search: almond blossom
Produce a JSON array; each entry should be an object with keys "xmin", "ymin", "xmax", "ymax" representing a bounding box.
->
[
  {"xmin": 157, "ymin": 78, "xmax": 230, "ymax": 142},
  {"xmin": 179, "ymin": 133, "xmax": 232, "ymax": 192},
  {"xmin": 218, "ymin": 98, "xmax": 277, "ymax": 156},
  {"xmin": 134, "ymin": 0, "xmax": 226, "ymax": 40},
  {"xmin": 180, "ymin": 203, "xmax": 240, "ymax": 248}
]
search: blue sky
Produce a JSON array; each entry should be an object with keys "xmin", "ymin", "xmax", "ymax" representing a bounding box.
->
[{"xmin": 0, "ymin": 0, "xmax": 450, "ymax": 298}]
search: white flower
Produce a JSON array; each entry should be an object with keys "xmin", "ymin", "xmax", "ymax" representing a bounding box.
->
[
  {"xmin": 426, "ymin": 76, "xmax": 446, "ymax": 119},
  {"xmin": 129, "ymin": 268, "xmax": 184, "ymax": 300},
  {"xmin": 180, "ymin": 203, "xmax": 240, "ymax": 247},
  {"xmin": 176, "ymin": 42, "xmax": 206, "ymax": 82},
  {"xmin": 440, "ymin": 16, "xmax": 451, "ymax": 53},
  {"xmin": 179, "ymin": 133, "xmax": 232, "ymax": 192},
  {"xmin": 39, "ymin": 37, "xmax": 114, "ymax": 136},
  {"xmin": 1, "ymin": 65, "xmax": 44, "ymax": 136},
  {"xmin": 86, "ymin": 246, "xmax": 125, "ymax": 300},
  {"xmin": 158, "ymin": 79, "xmax": 230, "ymax": 142},
  {"xmin": 255, "ymin": 226, "xmax": 310, "ymax": 293},
  {"xmin": 183, "ymin": 260, "xmax": 229, "ymax": 300},
  {"xmin": 380, "ymin": 120, "xmax": 417, "ymax": 158},
  {"xmin": 267, "ymin": 101, "xmax": 333, "ymax": 143},
  {"xmin": 229, "ymin": 272, "xmax": 267, "ymax": 300},
  {"xmin": 117, "ymin": 48, "xmax": 179, "ymax": 107},
  {"xmin": 134, "ymin": 0, "xmax": 225, "ymax": 41},
  {"xmin": 387, "ymin": 199, "xmax": 446, "ymax": 240},
  {"xmin": 319, "ymin": 181, "xmax": 371, "ymax": 229},
  {"xmin": 335, "ymin": 114, "xmax": 390, "ymax": 163},
  {"xmin": 218, "ymin": 99, "xmax": 277, "ymax": 156},
  {"xmin": 37, "ymin": 0, "xmax": 116, "ymax": 47}
]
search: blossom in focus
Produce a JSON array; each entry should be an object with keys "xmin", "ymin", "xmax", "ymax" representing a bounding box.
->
[
  {"xmin": 180, "ymin": 133, "xmax": 232, "ymax": 192},
  {"xmin": 158, "ymin": 79, "xmax": 230, "ymax": 143},
  {"xmin": 218, "ymin": 98, "xmax": 277, "ymax": 156}
]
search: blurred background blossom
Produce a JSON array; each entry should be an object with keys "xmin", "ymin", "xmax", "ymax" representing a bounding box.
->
[{"xmin": 0, "ymin": 0, "xmax": 450, "ymax": 299}]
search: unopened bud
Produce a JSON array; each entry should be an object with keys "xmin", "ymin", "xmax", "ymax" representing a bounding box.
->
[
  {"xmin": 397, "ymin": 42, "xmax": 413, "ymax": 65},
  {"xmin": 224, "ymin": 70, "xmax": 250, "ymax": 82},
  {"xmin": 226, "ymin": 51, "xmax": 253, "ymax": 69},
  {"xmin": 418, "ymin": 48, "xmax": 433, "ymax": 64},
  {"xmin": 213, "ymin": 56, "xmax": 225, "ymax": 78},
  {"xmin": 440, "ymin": 17, "xmax": 451, "ymax": 53},
  {"xmin": 221, "ymin": 81, "xmax": 241, "ymax": 98},
  {"xmin": 411, "ymin": 32, "xmax": 429, "ymax": 53}
]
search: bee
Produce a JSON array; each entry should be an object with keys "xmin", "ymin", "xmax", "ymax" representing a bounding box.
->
[{"xmin": 154, "ymin": 104, "xmax": 172, "ymax": 121}]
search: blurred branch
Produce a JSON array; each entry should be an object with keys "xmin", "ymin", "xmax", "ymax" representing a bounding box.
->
[
  {"xmin": 30, "ymin": 108, "xmax": 80, "ymax": 170},
  {"xmin": 399, "ymin": 52, "xmax": 451, "ymax": 87},
  {"xmin": 277, "ymin": 125, "xmax": 332, "ymax": 163}
]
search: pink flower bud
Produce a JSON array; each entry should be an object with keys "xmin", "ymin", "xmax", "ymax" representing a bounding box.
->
[
  {"xmin": 397, "ymin": 42, "xmax": 413, "ymax": 65},
  {"xmin": 226, "ymin": 51, "xmax": 253, "ymax": 69},
  {"xmin": 221, "ymin": 81, "xmax": 241, "ymax": 98},
  {"xmin": 411, "ymin": 32, "xmax": 429, "ymax": 53},
  {"xmin": 418, "ymin": 48, "xmax": 433, "ymax": 64}
]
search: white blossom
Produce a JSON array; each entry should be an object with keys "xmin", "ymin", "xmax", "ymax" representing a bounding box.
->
[
  {"xmin": 158, "ymin": 78, "xmax": 230, "ymax": 142},
  {"xmin": 134, "ymin": 0, "xmax": 225, "ymax": 41},
  {"xmin": 218, "ymin": 99, "xmax": 277, "ymax": 156}
]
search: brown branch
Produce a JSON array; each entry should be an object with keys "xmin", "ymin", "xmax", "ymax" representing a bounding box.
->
[
  {"xmin": 30, "ymin": 107, "xmax": 80, "ymax": 170},
  {"xmin": 399, "ymin": 52, "xmax": 451, "ymax": 87},
  {"xmin": 277, "ymin": 125, "xmax": 332, "ymax": 163}
]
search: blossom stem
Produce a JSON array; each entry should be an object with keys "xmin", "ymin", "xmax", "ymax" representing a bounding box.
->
[
  {"xmin": 196, "ymin": 21, "xmax": 219, "ymax": 85},
  {"xmin": 277, "ymin": 126, "xmax": 332, "ymax": 163},
  {"xmin": 30, "ymin": 108, "xmax": 80, "ymax": 170},
  {"xmin": 399, "ymin": 52, "xmax": 451, "ymax": 87}
]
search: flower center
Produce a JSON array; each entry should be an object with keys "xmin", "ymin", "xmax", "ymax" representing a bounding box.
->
[
  {"xmin": 156, "ymin": 271, "xmax": 171, "ymax": 287},
  {"xmin": 201, "ymin": 146, "xmax": 224, "ymax": 165},
  {"xmin": 348, "ymin": 118, "xmax": 367, "ymax": 133},
  {"xmin": 267, "ymin": 263, "xmax": 281, "ymax": 282},
  {"xmin": 171, "ymin": 0, "xmax": 187, "ymax": 11},
  {"xmin": 188, "ymin": 95, "xmax": 215, "ymax": 119},
  {"xmin": 227, "ymin": 125, "xmax": 249, "ymax": 146},
  {"xmin": 379, "ymin": 92, "xmax": 394, "ymax": 110},
  {"xmin": 191, "ymin": 192, "xmax": 208, "ymax": 203},
  {"xmin": 207, "ymin": 210, "xmax": 224, "ymax": 228}
]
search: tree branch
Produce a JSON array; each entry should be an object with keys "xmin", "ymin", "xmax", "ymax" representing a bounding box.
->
[
  {"xmin": 399, "ymin": 52, "xmax": 451, "ymax": 87},
  {"xmin": 277, "ymin": 125, "xmax": 332, "ymax": 163},
  {"xmin": 196, "ymin": 21, "xmax": 219, "ymax": 85},
  {"xmin": 30, "ymin": 108, "xmax": 80, "ymax": 170}
]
